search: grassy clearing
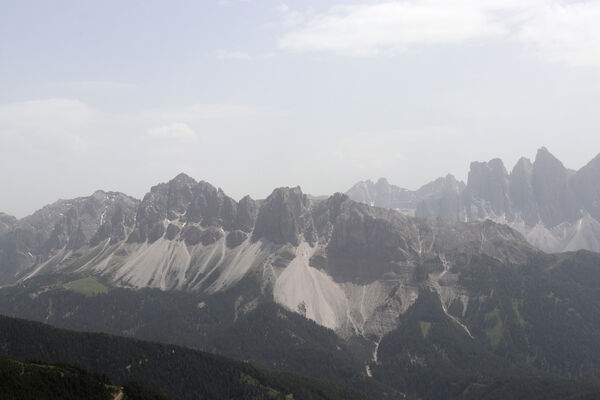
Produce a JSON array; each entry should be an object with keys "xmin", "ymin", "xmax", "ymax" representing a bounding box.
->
[
  {"xmin": 484, "ymin": 308, "xmax": 504, "ymax": 348},
  {"xmin": 64, "ymin": 277, "xmax": 109, "ymax": 296},
  {"xmin": 419, "ymin": 321, "xmax": 432, "ymax": 338},
  {"xmin": 511, "ymin": 299, "xmax": 526, "ymax": 327}
]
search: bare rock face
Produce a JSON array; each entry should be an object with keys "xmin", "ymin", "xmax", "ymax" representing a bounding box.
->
[
  {"xmin": 346, "ymin": 178, "xmax": 417, "ymax": 214},
  {"xmin": 129, "ymin": 173, "xmax": 196, "ymax": 243},
  {"xmin": 182, "ymin": 225, "xmax": 223, "ymax": 246},
  {"xmin": 0, "ymin": 213, "xmax": 17, "ymax": 236},
  {"xmin": 531, "ymin": 147, "xmax": 578, "ymax": 227},
  {"xmin": 17, "ymin": 190, "xmax": 138, "ymax": 252},
  {"xmin": 236, "ymin": 195, "xmax": 258, "ymax": 233},
  {"xmin": 165, "ymin": 223, "xmax": 180, "ymax": 240},
  {"xmin": 185, "ymin": 182, "xmax": 237, "ymax": 228},
  {"xmin": 0, "ymin": 190, "xmax": 139, "ymax": 282},
  {"xmin": 414, "ymin": 175, "xmax": 465, "ymax": 221},
  {"xmin": 464, "ymin": 158, "xmax": 511, "ymax": 220},
  {"xmin": 347, "ymin": 148, "xmax": 600, "ymax": 253},
  {"xmin": 509, "ymin": 157, "xmax": 537, "ymax": 226},
  {"xmin": 128, "ymin": 174, "xmax": 255, "ymax": 244},
  {"xmin": 226, "ymin": 230, "xmax": 248, "ymax": 248},
  {"xmin": 252, "ymin": 187, "xmax": 316, "ymax": 246},
  {"xmin": 571, "ymin": 153, "xmax": 600, "ymax": 221},
  {"xmin": 0, "ymin": 173, "xmax": 545, "ymax": 339}
]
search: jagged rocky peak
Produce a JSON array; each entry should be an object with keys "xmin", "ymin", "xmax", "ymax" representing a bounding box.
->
[
  {"xmin": 572, "ymin": 153, "xmax": 600, "ymax": 220},
  {"xmin": 375, "ymin": 177, "xmax": 391, "ymax": 189},
  {"xmin": 345, "ymin": 177, "xmax": 418, "ymax": 214},
  {"xmin": 465, "ymin": 158, "xmax": 511, "ymax": 218},
  {"xmin": 467, "ymin": 158, "xmax": 509, "ymax": 191},
  {"xmin": 509, "ymin": 157, "xmax": 537, "ymax": 225},
  {"xmin": 236, "ymin": 195, "xmax": 258, "ymax": 233},
  {"xmin": 416, "ymin": 174, "xmax": 465, "ymax": 197},
  {"xmin": 141, "ymin": 172, "xmax": 197, "ymax": 218},
  {"xmin": 0, "ymin": 213, "xmax": 17, "ymax": 234},
  {"xmin": 531, "ymin": 147, "xmax": 578, "ymax": 226},
  {"xmin": 129, "ymin": 173, "xmax": 245, "ymax": 243},
  {"xmin": 308, "ymin": 192, "xmax": 350, "ymax": 243},
  {"xmin": 414, "ymin": 175, "xmax": 466, "ymax": 221},
  {"xmin": 185, "ymin": 181, "xmax": 238, "ymax": 228},
  {"xmin": 534, "ymin": 146, "xmax": 565, "ymax": 172},
  {"xmin": 345, "ymin": 179, "xmax": 376, "ymax": 205},
  {"xmin": 252, "ymin": 186, "xmax": 316, "ymax": 246},
  {"xmin": 0, "ymin": 190, "xmax": 139, "ymax": 266}
]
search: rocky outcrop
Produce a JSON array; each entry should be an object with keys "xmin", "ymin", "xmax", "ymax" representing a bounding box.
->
[
  {"xmin": 0, "ymin": 190, "xmax": 138, "ymax": 282},
  {"xmin": 463, "ymin": 158, "xmax": 511, "ymax": 220},
  {"xmin": 252, "ymin": 187, "xmax": 316, "ymax": 246},
  {"xmin": 530, "ymin": 147, "xmax": 578, "ymax": 227},
  {"xmin": 571, "ymin": 153, "xmax": 600, "ymax": 221},
  {"xmin": 0, "ymin": 213, "xmax": 16, "ymax": 236}
]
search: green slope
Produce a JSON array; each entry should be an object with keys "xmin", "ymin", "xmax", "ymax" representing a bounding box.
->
[
  {"xmin": 0, "ymin": 274, "xmax": 400, "ymax": 399},
  {"xmin": 0, "ymin": 357, "xmax": 115, "ymax": 400},
  {"xmin": 0, "ymin": 314, "xmax": 371, "ymax": 400}
]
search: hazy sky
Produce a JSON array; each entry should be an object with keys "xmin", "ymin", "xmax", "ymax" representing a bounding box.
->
[{"xmin": 1, "ymin": 0, "xmax": 600, "ymax": 217}]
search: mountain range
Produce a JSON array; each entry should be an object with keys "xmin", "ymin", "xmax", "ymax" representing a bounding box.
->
[
  {"xmin": 0, "ymin": 173, "xmax": 534, "ymax": 337},
  {"xmin": 1, "ymin": 151, "xmax": 600, "ymax": 398},
  {"xmin": 347, "ymin": 147, "xmax": 600, "ymax": 253}
]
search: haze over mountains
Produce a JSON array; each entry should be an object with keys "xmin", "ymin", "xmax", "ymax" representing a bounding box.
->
[
  {"xmin": 347, "ymin": 147, "xmax": 600, "ymax": 253},
  {"xmin": 2, "ymin": 151, "xmax": 600, "ymax": 398},
  {"xmin": 0, "ymin": 172, "xmax": 533, "ymax": 336}
]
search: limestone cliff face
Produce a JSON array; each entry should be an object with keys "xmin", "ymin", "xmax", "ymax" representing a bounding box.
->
[
  {"xmin": 0, "ymin": 213, "xmax": 16, "ymax": 236},
  {"xmin": 346, "ymin": 148, "xmax": 600, "ymax": 253},
  {"xmin": 0, "ymin": 175, "xmax": 537, "ymax": 337}
]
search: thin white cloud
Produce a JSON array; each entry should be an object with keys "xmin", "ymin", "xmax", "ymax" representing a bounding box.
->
[
  {"xmin": 278, "ymin": 0, "xmax": 600, "ymax": 67},
  {"xmin": 0, "ymin": 98, "xmax": 286, "ymax": 162},
  {"xmin": 148, "ymin": 122, "xmax": 198, "ymax": 141},
  {"xmin": 62, "ymin": 80, "xmax": 135, "ymax": 90},
  {"xmin": 0, "ymin": 99, "xmax": 99, "ymax": 153},
  {"xmin": 214, "ymin": 49, "xmax": 251, "ymax": 60},
  {"xmin": 142, "ymin": 103, "xmax": 285, "ymax": 122},
  {"xmin": 0, "ymin": 99, "xmax": 282, "ymax": 154},
  {"xmin": 518, "ymin": 2, "xmax": 600, "ymax": 67},
  {"xmin": 278, "ymin": 1, "xmax": 509, "ymax": 56}
]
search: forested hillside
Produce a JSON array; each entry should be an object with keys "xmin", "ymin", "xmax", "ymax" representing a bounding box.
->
[{"xmin": 0, "ymin": 314, "xmax": 375, "ymax": 400}]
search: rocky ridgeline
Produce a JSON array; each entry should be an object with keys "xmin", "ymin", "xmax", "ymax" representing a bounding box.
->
[
  {"xmin": 347, "ymin": 147, "xmax": 600, "ymax": 253},
  {"xmin": 0, "ymin": 173, "xmax": 537, "ymax": 336}
]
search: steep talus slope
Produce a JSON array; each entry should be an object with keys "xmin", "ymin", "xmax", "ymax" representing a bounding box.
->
[
  {"xmin": 347, "ymin": 147, "xmax": 600, "ymax": 253},
  {"xmin": 0, "ymin": 191, "xmax": 139, "ymax": 283}
]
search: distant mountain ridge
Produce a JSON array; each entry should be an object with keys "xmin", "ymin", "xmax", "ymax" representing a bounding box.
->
[{"xmin": 346, "ymin": 147, "xmax": 600, "ymax": 253}]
